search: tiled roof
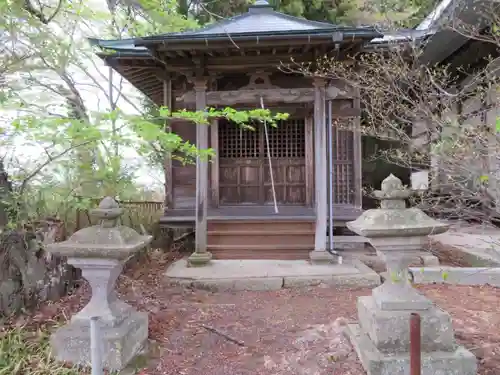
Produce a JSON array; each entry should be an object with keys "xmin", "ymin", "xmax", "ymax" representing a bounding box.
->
[{"xmin": 171, "ymin": 0, "xmax": 338, "ymax": 36}]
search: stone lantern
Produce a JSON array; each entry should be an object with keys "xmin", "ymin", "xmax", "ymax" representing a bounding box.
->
[
  {"xmin": 346, "ymin": 174, "xmax": 476, "ymax": 375},
  {"xmin": 47, "ymin": 197, "xmax": 152, "ymax": 371}
]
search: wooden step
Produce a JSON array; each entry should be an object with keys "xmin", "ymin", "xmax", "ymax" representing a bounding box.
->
[
  {"xmin": 208, "ymin": 220, "xmax": 315, "ymax": 232},
  {"xmin": 208, "ymin": 244, "xmax": 311, "ymax": 260},
  {"xmin": 208, "ymin": 230, "xmax": 314, "ymax": 246},
  {"xmin": 207, "ymin": 219, "xmax": 315, "ymax": 260}
]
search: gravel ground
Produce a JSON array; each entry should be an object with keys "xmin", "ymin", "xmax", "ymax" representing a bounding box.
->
[{"xmin": 20, "ymin": 250, "xmax": 500, "ymax": 375}]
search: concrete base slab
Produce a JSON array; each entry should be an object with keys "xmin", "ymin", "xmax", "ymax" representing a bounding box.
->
[
  {"xmin": 165, "ymin": 258, "xmax": 381, "ymax": 291},
  {"xmin": 50, "ymin": 310, "xmax": 148, "ymax": 371},
  {"xmin": 432, "ymin": 223, "xmax": 500, "ymax": 267},
  {"xmin": 409, "ymin": 266, "xmax": 500, "ymax": 287},
  {"xmin": 345, "ymin": 323, "xmax": 477, "ymax": 375},
  {"xmin": 309, "ymin": 250, "xmax": 337, "ymax": 263}
]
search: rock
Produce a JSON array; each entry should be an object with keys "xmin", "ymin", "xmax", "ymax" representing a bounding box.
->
[{"xmin": 0, "ymin": 219, "xmax": 76, "ymax": 316}]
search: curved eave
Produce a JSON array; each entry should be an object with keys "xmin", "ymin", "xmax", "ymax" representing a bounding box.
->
[
  {"xmin": 89, "ymin": 27, "xmax": 382, "ymax": 106},
  {"xmin": 135, "ymin": 28, "xmax": 382, "ymax": 48},
  {"xmin": 363, "ymin": 35, "xmax": 431, "ymax": 53},
  {"xmin": 95, "ymin": 50, "xmax": 152, "ymax": 59}
]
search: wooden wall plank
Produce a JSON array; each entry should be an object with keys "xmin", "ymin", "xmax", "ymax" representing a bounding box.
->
[
  {"xmin": 171, "ymin": 121, "xmax": 196, "ymax": 208},
  {"xmin": 352, "ymin": 89, "xmax": 363, "ymax": 209}
]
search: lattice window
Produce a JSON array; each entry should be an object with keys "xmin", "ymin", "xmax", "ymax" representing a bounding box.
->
[
  {"xmin": 332, "ymin": 129, "xmax": 353, "ymax": 160},
  {"xmin": 219, "ymin": 120, "xmax": 260, "ymax": 158},
  {"xmin": 265, "ymin": 119, "xmax": 306, "ymax": 158},
  {"xmin": 219, "ymin": 119, "xmax": 305, "ymax": 159},
  {"xmin": 331, "ymin": 118, "xmax": 355, "ymax": 204}
]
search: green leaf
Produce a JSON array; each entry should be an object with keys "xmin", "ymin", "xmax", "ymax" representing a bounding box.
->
[
  {"xmin": 441, "ymin": 270, "xmax": 449, "ymax": 281},
  {"xmin": 159, "ymin": 106, "xmax": 171, "ymax": 118}
]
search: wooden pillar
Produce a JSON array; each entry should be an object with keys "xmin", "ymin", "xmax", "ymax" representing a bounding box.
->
[
  {"xmin": 163, "ymin": 78, "xmax": 173, "ymax": 210},
  {"xmin": 210, "ymin": 118, "xmax": 219, "ymax": 207},
  {"xmin": 305, "ymin": 116, "xmax": 314, "ymax": 207},
  {"xmin": 188, "ymin": 78, "xmax": 212, "ymax": 266},
  {"xmin": 310, "ymin": 79, "xmax": 330, "ymax": 261}
]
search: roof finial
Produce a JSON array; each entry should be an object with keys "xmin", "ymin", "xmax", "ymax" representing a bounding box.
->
[{"xmin": 249, "ymin": 0, "xmax": 273, "ymax": 13}]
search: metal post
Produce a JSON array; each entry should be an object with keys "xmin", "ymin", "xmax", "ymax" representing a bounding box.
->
[
  {"xmin": 410, "ymin": 313, "xmax": 421, "ymax": 375},
  {"xmin": 90, "ymin": 316, "xmax": 103, "ymax": 375},
  {"xmin": 260, "ymin": 96, "xmax": 279, "ymax": 214}
]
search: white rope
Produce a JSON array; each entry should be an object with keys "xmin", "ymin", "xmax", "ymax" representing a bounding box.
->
[{"xmin": 260, "ymin": 96, "xmax": 279, "ymax": 214}]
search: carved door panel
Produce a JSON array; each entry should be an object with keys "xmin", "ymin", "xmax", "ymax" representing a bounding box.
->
[
  {"xmin": 219, "ymin": 118, "xmax": 306, "ymax": 205},
  {"xmin": 219, "ymin": 120, "xmax": 262, "ymax": 205},
  {"xmin": 264, "ymin": 119, "xmax": 306, "ymax": 205},
  {"xmin": 219, "ymin": 159, "xmax": 262, "ymax": 204}
]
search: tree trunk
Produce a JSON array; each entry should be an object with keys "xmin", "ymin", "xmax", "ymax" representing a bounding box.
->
[{"xmin": 0, "ymin": 160, "xmax": 13, "ymax": 229}]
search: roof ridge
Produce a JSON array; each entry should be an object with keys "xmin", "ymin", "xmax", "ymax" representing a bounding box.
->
[{"xmin": 145, "ymin": 8, "xmax": 342, "ymax": 39}]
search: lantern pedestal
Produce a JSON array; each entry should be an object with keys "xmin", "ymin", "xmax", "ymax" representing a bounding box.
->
[
  {"xmin": 345, "ymin": 175, "xmax": 477, "ymax": 375},
  {"xmin": 46, "ymin": 197, "xmax": 152, "ymax": 371},
  {"xmin": 51, "ymin": 305, "xmax": 148, "ymax": 371}
]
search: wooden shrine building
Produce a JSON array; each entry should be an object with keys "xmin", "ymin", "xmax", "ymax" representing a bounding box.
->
[{"xmin": 91, "ymin": 0, "xmax": 382, "ymax": 262}]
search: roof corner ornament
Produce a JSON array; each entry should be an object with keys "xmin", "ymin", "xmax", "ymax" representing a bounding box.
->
[{"xmin": 254, "ymin": 0, "xmax": 271, "ymax": 6}]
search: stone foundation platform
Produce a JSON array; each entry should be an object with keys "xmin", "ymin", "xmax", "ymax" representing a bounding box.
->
[
  {"xmin": 50, "ymin": 310, "xmax": 148, "ymax": 371},
  {"xmin": 165, "ymin": 258, "xmax": 381, "ymax": 291},
  {"xmin": 346, "ymin": 323, "xmax": 477, "ymax": 375},
  {"xmin": 345, "ymin": 296, "xmax": 477, "ymax": 375}
]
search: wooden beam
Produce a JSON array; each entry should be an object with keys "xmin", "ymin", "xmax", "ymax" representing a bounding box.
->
[
  {"xmin": 331, "ymin": 107, "xmax": 361, "ymax": 118},
  {"xmin": 313, "ymin": 78, "xmax": 328, "ymax": 253},
  {"xmin": 152, "ymin": 68, "xmax": 171, "ymax": 81},
  {"xmin": 155, "ymin": 50, "xmax": 337, "ymax": 71},
  {"xmin": 108, "ymin": 58, "xmax": 162, "ymax": 68},
  {"xmin": 140, "ymin": 79, "xmax": 163, "ymax": 92},
  {"xmin": 111, "ymin": 45, "xmax": 358, "ymax": 72},
  {"xmin": 178, "ymin": 85, "xmax": 352, "ymax": 107}
]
